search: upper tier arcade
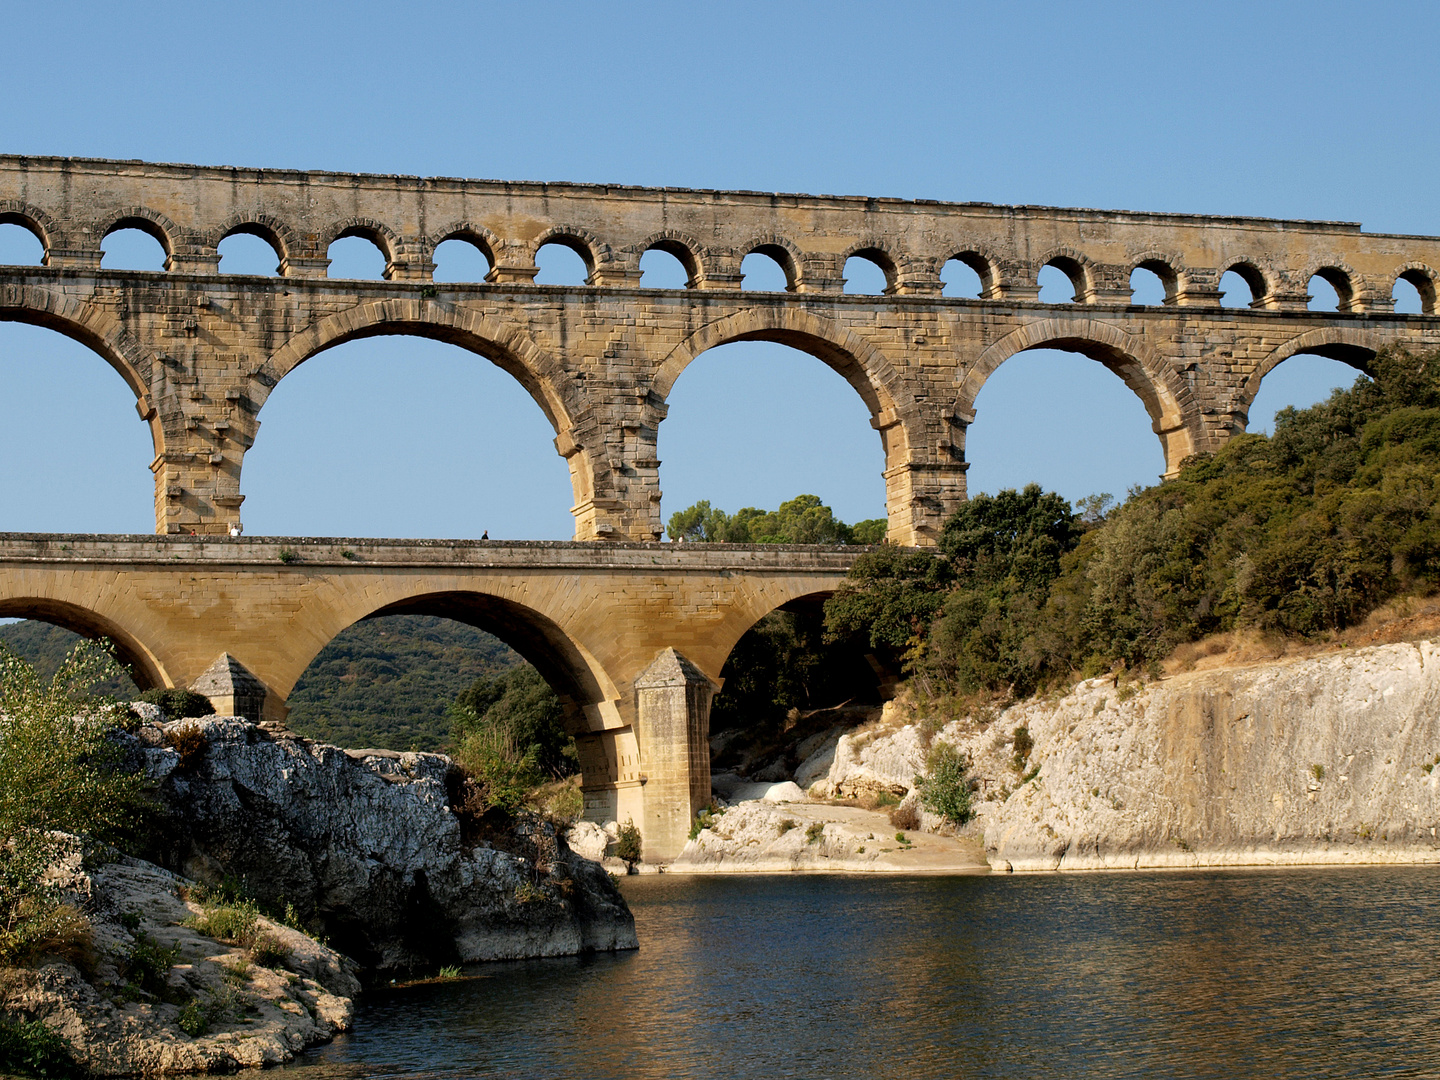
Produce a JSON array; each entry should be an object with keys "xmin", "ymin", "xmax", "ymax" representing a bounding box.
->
[{"xmin": 3, "ymin": 155, "xmax": 1440, "ymax": 541}]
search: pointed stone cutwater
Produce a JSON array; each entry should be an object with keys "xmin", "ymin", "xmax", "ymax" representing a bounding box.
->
[
  {"xmin": 634, "ymin": 647, "xmax": 719, "ymax": 861},
  {"xmin": 189, "ymin": 653, "xmax": 268, "ymax": 722}
]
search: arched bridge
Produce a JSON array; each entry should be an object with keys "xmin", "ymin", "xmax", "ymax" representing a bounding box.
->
[
  {"xmin": 0, "ymin": 533, "xmax": 851, "ymax": 859},
  {"xmin": 3, "ymin": 155, "xmax": 1440, "ymax": 543},
  {"xmin": 6, "ymin": 156, "xmax": 1440, "ymax": 858}
]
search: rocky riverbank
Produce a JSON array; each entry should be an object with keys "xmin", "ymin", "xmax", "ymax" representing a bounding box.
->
[
  {"xmin": 679, "ymin": 638, "xmax": 1440, "ymax": 873},
  {"xmin": 137, "ymin": 716, "xmax": 636, "ymax": 969},
  {"xmin": 1, "ymin": 715, "xmax": 640, "ymax": 1074},
  {"xmin": 1, "ymin": 845, "xmax": 360, "ymax": 1075}
]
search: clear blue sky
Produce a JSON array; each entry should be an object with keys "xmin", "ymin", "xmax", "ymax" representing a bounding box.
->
[{"xmin": 2, "ymin": 1, "xmax": 1436, "ymax": 538}]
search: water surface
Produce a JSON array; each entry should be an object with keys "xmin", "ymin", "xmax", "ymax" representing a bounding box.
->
[{"xmin": 283, "ymin": 867, "xmax": 1440, "ymax": 1079}]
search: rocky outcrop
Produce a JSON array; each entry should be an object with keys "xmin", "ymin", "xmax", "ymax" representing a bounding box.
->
[
  {"xmin": 137, "ymin": 718, "xmax": 636, "ymax": 971},
  {"xmin": 837, "ymin": 639, "xmax": 1440, "ymax": 871},
  {"xmin": 1, "ymin": 848, "xmax": 359, "ymax": 1075}
]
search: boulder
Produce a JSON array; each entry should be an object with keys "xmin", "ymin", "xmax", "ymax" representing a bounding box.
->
[
  {"xmin": 139, "ymin": 717, "xmax": 636, "ymax": 972},
  {"xmin": 564, "ymin": 821, "xmax": 609, "ymax": 863}
]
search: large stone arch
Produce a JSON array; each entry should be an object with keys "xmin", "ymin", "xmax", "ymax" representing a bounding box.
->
[
  {"xmin": 0, "ymin": 283, "xmax": 163, "ymax": 451},
  {"xmin": 278, "ymin": 581, "xmax": 622, "ymax": 734},
  {"xmin": 656, "ymin": 307, "xmax": 910, "ymax": 418},
  {"xmin": 1236, "ymin": 326, "xmax": 1384, "ymax": 423},
  {"xmin": 0, "ymin": 595, "xmax": 169, "ymax": 690},
  {"xmin": 255, "ymin": 299, "xmax": 599, "ymax": 521},
  {"xmin": 654, "ymin": 307, "xmax": 918, "ymax": 529},
  {"xmin": 956, "ymin": 318, "xmax": 1196, "ymax": 478}
]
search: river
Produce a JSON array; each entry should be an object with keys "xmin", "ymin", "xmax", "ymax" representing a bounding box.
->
[{"xmin": 281, "ymin": 867, "xmax": 1440, "ymax": 1079}]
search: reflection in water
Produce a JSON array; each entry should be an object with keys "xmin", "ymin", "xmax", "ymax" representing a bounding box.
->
[{"xmin": 283, "ymin": 868, "xmax": 1440, "ymax": 1079}]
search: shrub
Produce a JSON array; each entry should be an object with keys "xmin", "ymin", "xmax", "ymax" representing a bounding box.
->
[
  {"xmin": 121, "ymin": 933, "xmax": 180, "ymax": 999},
  {"xmin": 1311, "ymin": 763, "xmax": 1326, "ymax": 781},
  {"xmin": 889, "ymin": 801, "xmax": 920, "ymax": 831},
  {"xmin": 614, "ymin": 819, "xmax": 643, "ymax": 863},
  {"xmin": 0, "ymin": 1017, "xmax": 81, "ymax": 1078},
  {"xmin": 451, "ymin": 727, "xmax": 543, "ymax": 816},
  {"xmin": 177, "ymin": 999, "xmax": 208, "ymax": 1038},
  {"xmin": 450, "ymin": 665, "xmax": 576, "ymax": 779},
  {"xmin": 804, "ymin": 822, "xmax": 825, "ymax": 844},
  {"xmin": 187, "ymin": 902, "xmax": 259, "ymax": 947},
  {"xmin": 1010, "ymin": 726, "xmax": 1034, "ymax": 771},
  {"xmin": 688, "ymin": 807, "xmax": 722, "ymax": 840},
  {"xmin": 542, "ymin": 780, "xmax": 584, "ymax": 824},
  {"xmin": 917, "ymin": 742, "xmax": 975, "ymax": 826},
  {"xmin": 138, "ymin": 687, "xmax": 215, "ymax": 720},
  {"xmin": 776, "ymin": 818, "xmax": 798, "ymax": 836},
  {"xmin": 0, "ymin": 642, "xmax": 152, "ymax": 967},
  {"xmin": 166, "ymin": 723, "xmax": 208, "ymax": 770},
  {"xmin": 248, "ymin": 931, "xmax": 290, "ymax": 969}
]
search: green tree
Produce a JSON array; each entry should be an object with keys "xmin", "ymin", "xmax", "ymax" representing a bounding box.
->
[
  {"xmin": 925, "ymin": 484, "xmax": 1081, "ymax": 695},
  {"xmin": 667, "ymin": 495, "xmax": 882, "ymax": 545},
  {"xmin": 450, "ymin": 664, "xmax": 576, "ymax": 778},
  {"xmin": 823, "ymin": 546, "xmax": 953, "ymax": 653}
]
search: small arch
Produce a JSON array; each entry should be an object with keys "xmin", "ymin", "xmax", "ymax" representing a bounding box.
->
[
  {"xmin": 638, "ymin": 232, "xmax": 704, "ymax": 288},
  {"xmin": 324, "ymin": 219, "xmax": 398, "ymax": 279},
  {"xmin": 218, "ymin": 229, "xmax": 284, "ymax": 276},
  {"xmin": 0, "ymin": 204, "xmax": 54, "ymax": 264},
  {"xmin": 0, "ymin": 597, "xmax": 167, "ymax": 690},
  {"xmin": 101, "ymin": 213, "xmax": 175, "ymax": 272},
  {"xmin": 1038, "ymin": 250, "xmax": 1092, "ymax": 304},
  {"xmin": 0, "ymin": 222, "xmax": 45, "ymax": 266},
  {"xmin": 639, "ymin": 247, "xmax": 692, "ymax": 289},
  {"xmin": 1220, "ymin": 261, "xmax": 1270, "ymax": 308},
  {"xmin": 942, "ymin": 251, "xmax": 999, "ymax": 299},
  {"xmin": 1129, "ymin": 255, "xmax": 1181, "ymax": 305},
  {"xmin": 432, "ymin": 236, "xmax": 494, "ymax": 284},
  {"xmin": 531, "ymin": 227, "xmax": 605, "ymax": 286},
  {"xmin": 100, "ymin": 209, "xmax": 178, "ymax": 258},
  {"xmin": 842, "ymin": 243, "xmax": 898, "ymax": 295},
  {"xmin": 1306, "ymin": 265, "xmax": 1356, "ymax": 313},
  {"xmin": 430, "ymin": 224, "xmax": 500, "ymax": 283},
  {"xmin": 741, "ymin": 236, "xmax": 802, "ymax": 293},
  {"xmin": 1394, "ymin": 264, "xmax": 1437, "ymax": 315},
  {"xmin": 211, "ymin": 215, "xmax": 295, "ymax": 265}
]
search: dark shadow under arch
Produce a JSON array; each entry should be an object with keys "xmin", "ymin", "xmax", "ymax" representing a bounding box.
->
[
  {"xmin": 0, "ymin": 597, "xmax": 166, "ymax": 689},
  {"xmin": 356, "ymin": 591, "xmax": 613, "ymax": 735}
]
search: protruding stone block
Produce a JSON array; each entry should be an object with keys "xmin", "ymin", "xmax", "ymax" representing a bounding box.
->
[{"xmin": 190, "ymin": 652, "xmax": 268, "ymax": 722}]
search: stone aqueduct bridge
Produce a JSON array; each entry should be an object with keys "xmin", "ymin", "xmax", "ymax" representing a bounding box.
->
[
  {"xmin": 0, "ymin": 533, "xmax": 851, "ymax": 860},
  {"xmin": 6, "ymin": 155, "xmax": 1440, "ymax": 857}
]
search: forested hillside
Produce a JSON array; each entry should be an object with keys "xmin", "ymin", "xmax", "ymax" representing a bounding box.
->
[
  {"xmin": 0, "ymin": 614, "xmax": 520, "ymax": 752},
  {"xmin": 825, "ymin": 345, "xmax": 1440, "ymax": 700},
  {"xmin": 283, "ymin": 615, "xmax": 520, "ymax": 750}
]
